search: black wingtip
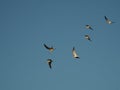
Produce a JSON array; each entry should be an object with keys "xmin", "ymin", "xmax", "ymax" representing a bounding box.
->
[
  {"xmin": 104, "ymin": 16, "xmax": 108, "ymax": 20},
  {"xmin": 87, "ymin": 38, "xmax": 92, "ymax": 42},
  {"xmin": 75, "ymin": 57, "xmax": 80, "ymax": 59},
  {"xmin": 49, "ymin": 66, "xmax": 52, "ymax": 69},
  {"xmin": 73, "ymin": 47, "xmax": 75, "ymax": 50},
  {"xmin": 43, "ymin": 43, "xmax": 46, "ymax": 47},
  {"xmin": 90, "ymin": 28, "xmax": 94, "ymax": 30}
]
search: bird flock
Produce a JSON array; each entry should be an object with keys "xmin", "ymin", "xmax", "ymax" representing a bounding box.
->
[{"xmin": 43, "ymin": 16, "xmax": 114, "ymax": 69}]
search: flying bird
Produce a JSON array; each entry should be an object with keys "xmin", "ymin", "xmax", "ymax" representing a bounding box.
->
[
  {"xmin": 72, "ymin": 47, "xmax": 80, "ymax": 59},
  {"xmin": 85, "ymin": 35, "xmax": 92, "ymax": 41},
  {"xmin": 86, "ymin": 25, "xmax": 93, "ymax": 30},
  {"xmin": 44, "ymin": 44, "xmax": 54, "ymax": 52},
  {"xmin": 104, "ymin": 16, "xmax": 114, "ymax": 24},
  {"xmin": 47, "ymin": 59, "xmax": 53, "ymax": 69}
]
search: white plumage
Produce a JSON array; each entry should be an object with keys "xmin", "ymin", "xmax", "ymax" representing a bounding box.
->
[{"xmin": 72, "ymin": 47, "xmax": 80, "ymax": 59}]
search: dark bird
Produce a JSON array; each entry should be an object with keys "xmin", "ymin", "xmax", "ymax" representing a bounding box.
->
[
  {"xmin": 104, "ymin": 16, "xmax": 115, "ymax": 24},
  {"xmin": 44, "ymin": 44, "xmax": 54, "ymax": 52},
  {"xmin": 72, "ymin": 47, "xmax": 80, "ymax": 59},
  {"xmin": 47, "ymin": 59, "xmax": 53, "ymax": 69},
  {"xmin": 86, "ymin": 25, "xmax": 93, "ymax": 30},
  {"xmin": 85, "ymin": 35, "xmax": 92, "ymax": 41}
]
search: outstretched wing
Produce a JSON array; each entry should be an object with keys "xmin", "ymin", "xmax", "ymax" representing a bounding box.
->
[
  {"xmin": 44, "ymin": 44, "xmax": 50, "ymax": 50},
  {"xmin": 48, "ymin": 62, "xmax": 52, "ymax": 69},
  {"xmin": 89, "ymin": 27, "xmax": 93, "ymax": 30},
  {"xmin": 104, "ymin": 16, "xmax": 108, "ymax": 21}
]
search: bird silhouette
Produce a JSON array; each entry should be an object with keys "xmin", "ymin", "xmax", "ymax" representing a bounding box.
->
[
  {"xmin": 44, "ymin": 44, "xmax": 54, "ymax": 52},
  {"xmin": 72, "ymin": 47, "xmax": 80, "ymax": 59},
  {"xmin": 47, "ymin": 59, "xmax": 53, "ymax": 69},
  {"xmin": 85, "ymin": 35, "xmax": 92, "ymax": 41},
  {"xmin": 104, "ymin": 16, "xmax": 115, "ymax": 24},
  {"xmin": 86, "ymin": 25, "xmax": 93, "ymax": 30}
]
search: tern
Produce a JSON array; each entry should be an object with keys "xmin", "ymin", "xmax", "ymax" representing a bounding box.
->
[
  {"xmin": 86, "ymin": 25, "xmax": 93, "ymax": 30},
  {"xmin": 85, "ymin": 35, "xmax": 92, "ymax": 41},
  {"xmin": 72, "ymin": 47, "xmax": 80, "ymax": 59},
  {"xmin": 104, "ymin": 16, "xmax": 115, "ymax": 24},
  {"xmin": 44, "ymin": 44, "xmax": 54, "ymax": 52},
  {"xmin": 47, "ymin": 59, "xmax": 53, "ymax": 69}
]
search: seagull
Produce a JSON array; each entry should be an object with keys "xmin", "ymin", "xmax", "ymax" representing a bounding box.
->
[
  {"xmin": 86, "ymin": 25, "xmax": 93, "ymax": 30},
  {"xmin": 104, "ymin": 16, "xmax": 114, "ymax": 24},
  {"xmin": 47, "ymin": 59, "xmax": 53, "ymax": 69},
  {"xmin": 72, "ymin": 47, "xmax": 80, "ymax": 59},
  {"xmin": 44, "ymin": 44, "xmax": 54, "ymax": 52},
  {"xmin": 85, "ymin": 35, "xmax": 92, "ymax": 41}
]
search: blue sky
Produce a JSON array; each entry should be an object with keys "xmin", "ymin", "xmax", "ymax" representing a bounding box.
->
[{"xmin": 0, "ymin": 0, "xmax": 120, "ymax": 90}]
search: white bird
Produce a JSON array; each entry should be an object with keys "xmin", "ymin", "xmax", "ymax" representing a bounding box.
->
[
  {"xmin": 47, "ymin": 59, "xmax": 53, "ymax": 69},
  {"xmin": 86, "ymin": 25, "xmax": 93, "ymax": 30},
  {"xmin": 44, "ymin": 44, "xmax": 54, "ymax": 52},
  {"xmin": 104, "ymin": 16, "xmax": 115, "ymax": 24},
  {"xmin": 72, "ymin": 47, "xmax": 80, "ymax": 59},
  {"xmin": 85, "ymin": 35, "xmax": 92, "ymax": 41}
]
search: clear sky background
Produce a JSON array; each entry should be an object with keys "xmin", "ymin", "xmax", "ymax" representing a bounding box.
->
[{"xmin": 0, "ymin": 0, "xmax": 120, "ymax": 90}]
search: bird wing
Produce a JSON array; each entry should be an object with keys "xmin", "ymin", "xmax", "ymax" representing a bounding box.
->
[
  {"xmin": 104, "ymin": 16, "xmax": 109, "ymax": 21},
  {"xmin": 89, "ymin": 27, "xmax": 93, "ymax": 30},
  {"xmin": 44, "ymin": 44, "xmax": 50, "ymax": 49},
  {"xmin": 48, "ymin": 62, "xmax": 52, "ymax": 69}
]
